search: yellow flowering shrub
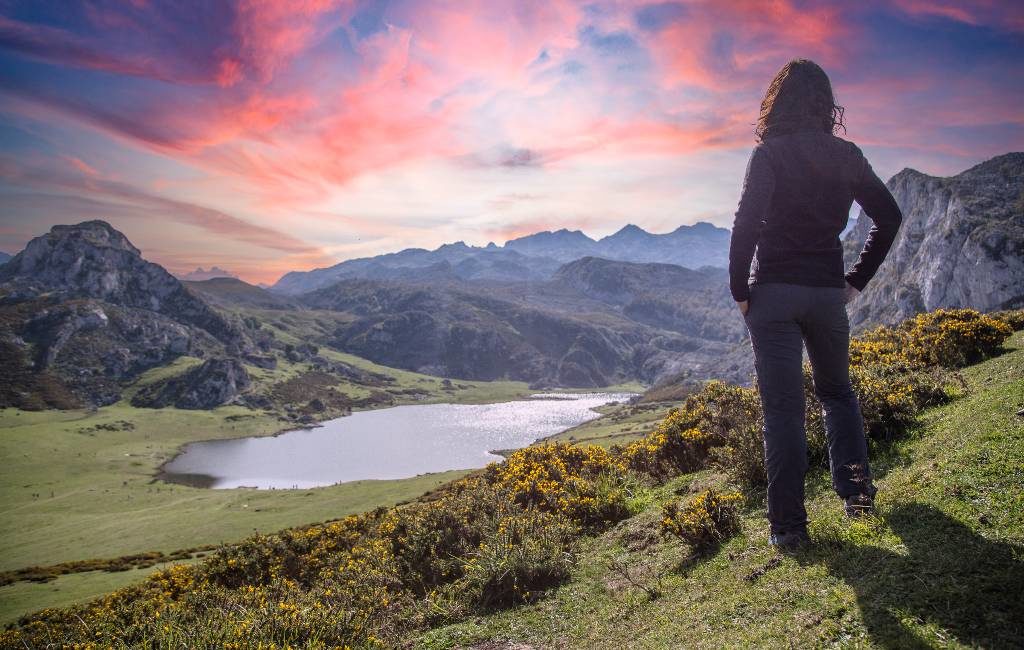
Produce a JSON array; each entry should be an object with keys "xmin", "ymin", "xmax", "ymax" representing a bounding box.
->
[
  {"xmin": 850, "ymin": 362, "xmax": 950, "ymax": 440},
  {"xmin": 660, "ymin": 489, "xmax": 743, "ymax": 553},
  {"xmin": 457, "ymin": 508, "xmax": 576, "ymax": 610},
  {"xmin": 618, "ymin": 380, "xmax": 759, "ymax": 481},
  {"xmin": 851, "ymin": 308, "xmax": 1012, "ymax": 369},
  {"xmin": 989, "ymin": 308, "xmax": 1024, "ymax": 331},
  {"xmin": 206, "ymin": 510, "xmax": 381, "ymax": 588},
  {"xmin": 485, "ymin": 443, "xmax": 630, "ymax": 530}
]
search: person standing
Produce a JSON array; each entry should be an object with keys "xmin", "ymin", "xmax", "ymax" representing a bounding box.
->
[{"xmin": 729, "ymin": 59, "xmax": 903, "ymax": 550}]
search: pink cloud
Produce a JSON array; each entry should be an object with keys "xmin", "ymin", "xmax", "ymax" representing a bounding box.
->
[
  {"xmin": 0, "ymin": 155, "xmax": 329, "ymax": 262},
  {"xmin": 60, "ymin": 155, "xmax": 101, "ymax": 177},
  {"xmin": 642, "ymin": 0, "xmax": 853, "ymax": 92},
  {"xmin": 892, "ymin": 0, "xmax": 1024, "ymax": 32},
  {"xmin": 233, "ymin": 0, "xmax": 355, "ymax": 84},
  {"xmin": 0, "ymin": 1, "xmax": 354, "ymax": 86}
]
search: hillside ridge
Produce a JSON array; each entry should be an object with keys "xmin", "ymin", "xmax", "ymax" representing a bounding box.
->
[{"xmin": 3, "ymin": 308, "xmax": 1019, "ymax": 648}]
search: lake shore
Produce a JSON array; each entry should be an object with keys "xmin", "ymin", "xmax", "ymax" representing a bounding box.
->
[{"xmin": 0, "ymin": 380, "xmax": 643, "ymax": 622}]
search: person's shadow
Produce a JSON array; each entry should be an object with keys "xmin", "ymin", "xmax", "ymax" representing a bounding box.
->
[{"xmin": 800, "ymin": 503, "xmax": 1024, "ymax": 648}]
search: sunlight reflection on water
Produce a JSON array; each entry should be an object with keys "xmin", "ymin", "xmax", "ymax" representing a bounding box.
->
[{"xmin": 161, "ymin": 392, "xmax": 634, "ymax": 489}]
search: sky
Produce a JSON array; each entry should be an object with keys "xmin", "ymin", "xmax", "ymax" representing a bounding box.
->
[{"xmin": 0, "ymin": 0, "xmax": 1022, "ymax": 284}]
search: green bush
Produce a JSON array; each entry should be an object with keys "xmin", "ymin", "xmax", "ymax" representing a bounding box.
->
[{"xmin": 382, "ymin": 479, "xmax": 502, "ymax": 593}]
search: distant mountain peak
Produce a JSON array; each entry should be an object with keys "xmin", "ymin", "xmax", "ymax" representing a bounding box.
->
[
  {"xmin": 508, "ymin": 228, "xmax": 594, "ymax": 243},
  {"xmin": 180, "ymin": 266, "xmax": 237, "ymax": 281},
  {"xmin": 614, "ymin": 223, "xmax": 646, "ymax": 235},
  {"xmin": 690, "ymin": 221, "xmax": 718, "ymax": 231}
]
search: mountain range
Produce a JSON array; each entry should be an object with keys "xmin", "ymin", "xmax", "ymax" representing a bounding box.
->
[
  {"xmin": 271, "ymin": 222, "xmax": 730, "ymax": 294},
  {"xmin": 0, "ymin": 152, "xmax": 1019, "ymax": 409}
]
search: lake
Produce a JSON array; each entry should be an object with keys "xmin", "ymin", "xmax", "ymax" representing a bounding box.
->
[{"xmin": 160, "ymin": 392, "xmax": 634, "ymax": 489}]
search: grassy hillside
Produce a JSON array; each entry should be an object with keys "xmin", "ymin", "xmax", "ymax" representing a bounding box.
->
[
  {"xmin": 424, "ymin": 329, "xmax": 1024, "ymax": 648},
  {"xmin": 2, "ymin": 308, "xmax": 1018, "ymax": 648},
  {"xmin": 0, "ymin": 340, "xmax": 636, "ymax": 623}
]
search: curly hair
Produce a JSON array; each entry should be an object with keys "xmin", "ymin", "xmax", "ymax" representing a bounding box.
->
[{"xmin": 755, "ymin": 59, "xmax": 845, "ymax": 141}]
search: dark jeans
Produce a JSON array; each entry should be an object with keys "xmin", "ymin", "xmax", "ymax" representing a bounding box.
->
[{"xmin": 743, "ymin": 282, "xmax": 875, "ymax": 534}]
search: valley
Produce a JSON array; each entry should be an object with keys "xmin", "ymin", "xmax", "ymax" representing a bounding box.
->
[{"xmin": 0, "ymin": 153, "xmax": 1020, "ymax": 633}]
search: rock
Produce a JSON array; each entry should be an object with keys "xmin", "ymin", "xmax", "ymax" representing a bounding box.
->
[
  {"xmin": 844, "ymin": 153, "xmax": 1024, "ymax": 330},
  {"xmin": 0, "ymin": 221, "xmax": 255, "ymax": 408},
  {"xmin": 0, "ymin": 220, "xmax": 244, "ymax": 347},
  {"xmin": 131, "ymin": 358, "xmax": 251, "ymax": 409},
  {"xmin": 12, "ymin": 299, "xmax": 204, "ymax": 406},
  {"xmin": 24, "ymin": 303, "xmax": 110, "ymax": 369}
]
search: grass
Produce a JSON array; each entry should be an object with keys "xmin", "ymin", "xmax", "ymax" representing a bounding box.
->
[
  {"xmin": 0, "ymin": 346, "xmax": 639, "ymax": 623},
  {"xmin": 0, "ymin": 558, "xmax": 200, "ymax": 625},
  {"xmin": 546, "ymin": 401, "xmax": 676, "ymax": 449},
  {"xmin": 415, "ymin": 330, "xmax": 1024, "ymax": 648}
]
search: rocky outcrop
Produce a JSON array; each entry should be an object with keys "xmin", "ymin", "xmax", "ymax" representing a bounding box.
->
[
  {"xmin": 131, "ymin": 358, "xmax": 251, "ymax": 409},
  {"xmin": 0, "ymin": 221, "xmax": 249, "ymax": 408},
  {"xmin": 0, "ymin": 220, "xmax": 244, "ymax": 348},
  {"xmin": 14, "ymin": 299, "xmax": 211, "ymax": 406},
  {"xmin": 844, "ymin": 153, "xmax": 1024, "ymax": 329}
]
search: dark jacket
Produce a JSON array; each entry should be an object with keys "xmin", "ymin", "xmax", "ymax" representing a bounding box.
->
[{"xmin": 728, "ymin": 130, "xmax": 903, "ymax": 302}]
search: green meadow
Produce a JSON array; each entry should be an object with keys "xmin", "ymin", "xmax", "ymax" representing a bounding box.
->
[{"xmin": 0, "ymin": 346, "xmax": 641, "ymax": 623}]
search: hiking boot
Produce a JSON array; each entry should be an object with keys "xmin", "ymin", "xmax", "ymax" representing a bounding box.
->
[
  {"xmin": 768, "ymin": 529, "xmax": 811, "ymax": 552},
  {"xmin": 844, "ymin": 493, "xmax": 875, "ymax": 518}
]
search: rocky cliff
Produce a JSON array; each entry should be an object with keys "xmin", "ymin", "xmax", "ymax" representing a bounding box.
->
[
  {"xmin": 0, "ymin": 221, "xmax": 248, "ymax": 407},
  {"xmin": 844, "ymin": 153, "xmax": 1024, "ymax": 329},
  {"xmin": 0, "ymin": 221, "xmax": 243, "ymax": 348}
]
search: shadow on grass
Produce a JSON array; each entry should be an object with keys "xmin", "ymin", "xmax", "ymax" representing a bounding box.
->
[{"xmin": 803, "ymin": 503, "xmax": 1024, "ymax": 648}]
